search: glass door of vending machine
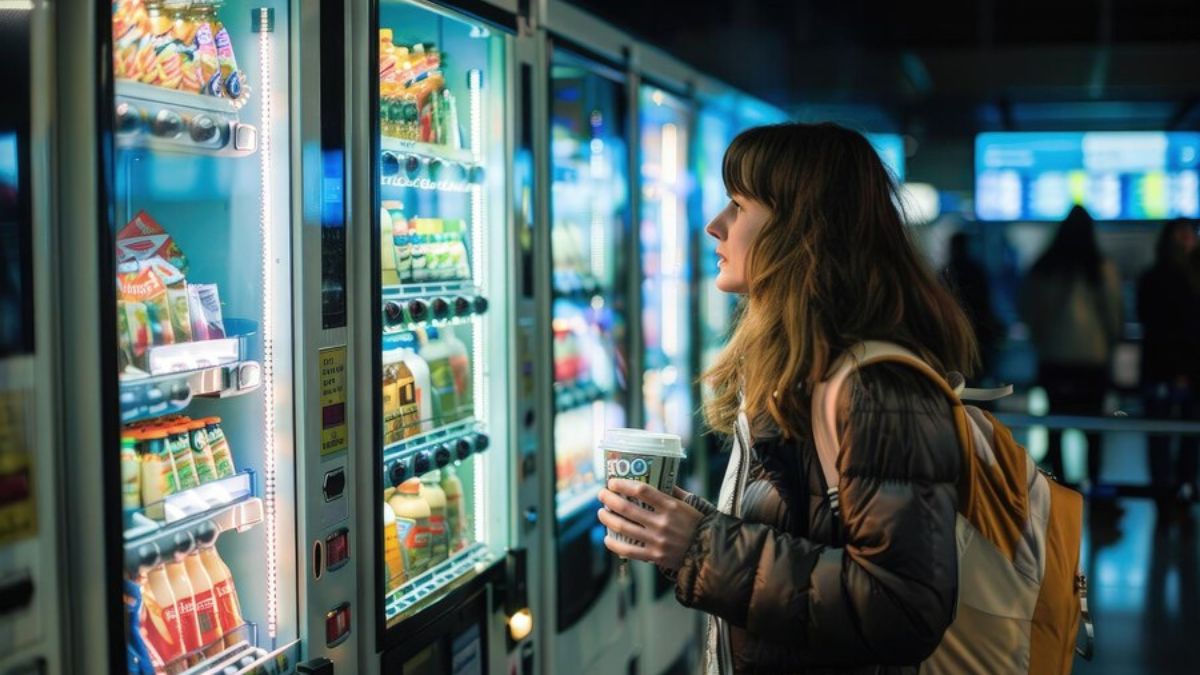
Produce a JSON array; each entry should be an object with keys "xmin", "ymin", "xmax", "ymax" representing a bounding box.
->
[
  {"xmin": 368, "ymin": 1, "xmax": 513, "ymax": 671},
  {"xmin": 636, "ymin": 80, "xmax": 701, "ymax": 675},
  {"xmin": 0, "ymin": 3, "xmax": 66, "ymax": 673},
  {"xmin": 545, "ymin": 45, "xmax": 635, "ymax": 675},
  {"xmin": 62, "ymin": 1, "xmax": 303, "ymax": 672}
]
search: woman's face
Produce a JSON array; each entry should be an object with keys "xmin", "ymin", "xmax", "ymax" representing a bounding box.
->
[{"xmin": 705, "ymin": 194, "xmax": 771, "ymax": 294}]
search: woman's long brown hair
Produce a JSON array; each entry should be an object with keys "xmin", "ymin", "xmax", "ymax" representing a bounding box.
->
[{"xmin": 703, "ymin": 123, "xmax": 979, "ymax": 439}]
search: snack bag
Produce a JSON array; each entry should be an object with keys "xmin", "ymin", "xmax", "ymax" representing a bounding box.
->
[
  {"xmin": 168, "ymin": 2, "xmax": 203, "ymax": 94},
  {"xmin": 213, "ymin": 12, "xmax": 247, "ymax": 100},
  {"xmin": 113, "ymin": 0, "xmax": 151, "ymax": 80},
  {"xmin": 192, "ymin": 16, "xmax": 222, "ymax": 96},
  {"xmin": 143, "ymin": 257, "xmax": 192, "ymax": 343},
  {"xmin": 191, "ymin": 284, "xmax": 226, "ymax": 339},
  {"xmin": 141, "ymin": 3, "xmax": 183, "ymax": 89},
  {"xmin": 116, "ymin": 210, "xmax": 189, "ymax": 275},
  {"xmin": 118, "ymin": 266, "xmax": 176, "ymax": 365}
]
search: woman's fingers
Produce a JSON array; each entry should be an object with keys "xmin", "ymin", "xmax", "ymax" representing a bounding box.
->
[
  {"xmin": 603, "ymin": 534, "xmax": 652, "ymax": 562},
  {"xmin": 597, "ymin": 508, "xmax": 647, "ymax": 544},
  {"xmin": 597, "ymin": 487, "xmax": 655, "ymax": 526},
  {"xmin": 607, "ymin": 478, "xmax": 672, "ymax": 512}
]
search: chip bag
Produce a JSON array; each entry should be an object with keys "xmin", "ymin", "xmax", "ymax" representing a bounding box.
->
[{"xmin": 116, "ymin": 210, "xmax": 189, "ymax": 275}]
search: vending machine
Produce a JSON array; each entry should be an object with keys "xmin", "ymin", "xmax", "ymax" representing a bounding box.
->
[
  {"xmin": 633, "ymin": 47, "xmax": 703, "ymax": 675},
  {"xmin": 528, "ymin": 3, "xmax": 650, "ymax": 675},
  {"xmin": 353, "ymin": 0, "xmax": 532, "ymax": 672},
  {"xmin": 0, "ymin": 3, "xmax": 67, "ymax": 673},
  {"xmin": 56, "ymin": 1, "xmax": 352, "ymax": 672}
]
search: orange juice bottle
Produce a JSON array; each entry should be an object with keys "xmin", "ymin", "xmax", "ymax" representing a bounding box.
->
[{"xmin": 383, "ymin": 503, "xmax": 407, "ymax": 592}]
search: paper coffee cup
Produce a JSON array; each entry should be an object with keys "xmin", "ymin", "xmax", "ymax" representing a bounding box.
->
[{"xmin": 601, "ymin": 428, "xmax": 685, "ymax": 546}]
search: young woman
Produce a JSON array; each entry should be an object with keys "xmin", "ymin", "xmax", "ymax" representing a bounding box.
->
[{"xmin": 599, "ymin": 123, "xmax": 977, "ymax": 673}]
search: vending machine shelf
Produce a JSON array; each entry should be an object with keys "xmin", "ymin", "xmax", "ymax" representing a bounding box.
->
[
  {"xmin": 381, "ymin": 283, "xmax": 488, "ymax": 330},
  {"xmin": 118, "ymin": 359, "xmax": 262, "ymax": 424},
  {"xmin": 382, "ymin": 420, "xmax": 489, "ymax": 484},
  {"xmin": 175, "ymin": 626, "xmax": 298, "ymax": 675},
  {"xmin": 553, "ymin": 380, "xmax": 609, "ymax": 413},
  {"xmin": 114, "ymin": 80, "xmax": 257, "ymax": 157},
  {"xmin": 384, "ymin": 543, "xmax": 497, "ymax": 624},
  {"xmin": 123, "ymin": 494, "xmax": 264, "ymax": 566},
  {"xmin": 381, "ymin": 135, "xmax": 480, "ymax": 168}
]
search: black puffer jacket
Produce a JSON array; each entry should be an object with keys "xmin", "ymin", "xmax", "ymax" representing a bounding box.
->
[{"xmin": 676, "ymin": 362, "xmax": 961, "ymax": 674}]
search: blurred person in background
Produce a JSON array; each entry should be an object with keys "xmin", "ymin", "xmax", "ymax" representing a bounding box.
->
[
  {"xmin": 1138, "ymin": 218, "xmax": 1199, "ymax": 526},
  {"xmin": 943, "ymin": 231, "xmax": 1003, "ymax": 382},
  {"xmin": 1019, "ymin": 205, "xmax": 1122, "ymax": 492}
]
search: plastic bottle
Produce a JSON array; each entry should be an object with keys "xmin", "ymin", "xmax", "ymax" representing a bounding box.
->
[
  {"xmin": 136, "ymin": 546, "xmax": 187, "ymax": 672},
  {"xmin": 167, "ymin": 424, "xmax": 200, "ymax": 490},
  {"xmin": 419, "ymin": 471, "xmax": 449, "ymax": 566},
  {"xmin": 419, "ymin": 327, "xmax": 459, "ymax": 428},
  {"xmin": 388, "ymin": 478, "xmax": 432, "ymax": 577},
  {"xmin": 187, "ymin": 420, "xmax": 218, "ymax": 484},
  {"xmin": 381, "ymin": 346, "xmax": 402, "ymax": 445},
  {"xmin": 439, "ymin": 328, "xmax": 473, "ymax": 422},
  {"xmin": 201, "ymin": 417, "xmax": 236, "ymax": 478},
  {"xmin": 380, "ymin": 205, "xmax": 399, "ymax": 286},
  {"xmin": 179, "ymin": 535, "xmax": 223, "ymax": 655},
  {"xmin": 383, "ymin": 503, "xmax": 407, "ymax": 592},
  {"xmin": 440, "ymin": 465, "xmax": 469, "ymax": 552},
  {"xmin": 395, "ymin": 332, "xmax": 433, "ymax": 432},
  {"xmin": 164, "ymin": 542, "xmax": 203, "ymax": 658},
  {"xmin": 141, "ymin": 429, "xmax": 177, "ymax": 519},
  {"xmin": 379, "ymin": 29, "xmax": 399, "ymax": 135},
  {"xmin": 197, "ymin": 538, "xmax": 245, "ymax": 650},
  {"xmin": 121, "ymin": 431, "xmax": 143, "ymax": 520}
]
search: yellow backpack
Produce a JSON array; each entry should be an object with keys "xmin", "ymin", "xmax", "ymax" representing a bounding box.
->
[{"xmin": 812, "ymin": 341, "xmax": 1094, "ymax": 674}]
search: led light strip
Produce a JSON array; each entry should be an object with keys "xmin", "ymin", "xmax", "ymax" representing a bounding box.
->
[
  {"xmin": 468, "ymin": 67, "xmax": 486, "ymax": 546},
  {"xmin": 257, "ymin": 7, "xmax": 279, "ymax": 642}
]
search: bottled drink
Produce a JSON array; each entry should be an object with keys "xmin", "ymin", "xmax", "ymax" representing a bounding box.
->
[
  {"xmin": 441, "ymin": 465, "xmax": 469, "ymax": 552},
  {"xmin": 136, "ymin": 546, "xmax": 188, "ymax": 672},
  {"xmin": 419, "ymin": 471, "xmax": 449, "ymax": 566},
  {"xmin": 197, "ymin": 542, "xmax": 245, "ymax": 650},
  {"xmin": 201, "ymin": 417, "xmax": 236, "ymax": 478},
  {"xmin": 141, "ymin": 429, "xmax": 177, "ymax": 519},
  {"xmin": 187, "ymin": 420, "xmax": 218, "ymax": 484},
  {"xmin": 439, "ymin": 328, "xmax": 473, "ymax": 422},
  {"xmin": 121, "ymin": 431, "xmax": 143, "ymax": 519},
  {"xmin": 383, "ymin": 503, "xmax": 407, "ymax": 592},
  {"xmin": 418, "ymin": 328, "xmax": 457, "ymax": 429},
  {"xmin": 180, "ymin": 536, "xmax": 223, "ymax": 655},
  {"xmin": 388, "ymin": 478, "xmax": 432, "ymax": 577},
  {"xmin": 164, "ymin": 545, "xmax": 203, "ymax": 658},
  {"xmin": 167, "ymin": 424, "xmax": 200, "ymax": 490}
]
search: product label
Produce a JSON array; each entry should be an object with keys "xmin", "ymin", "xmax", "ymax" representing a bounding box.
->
[
  {"xmin": 396, "ymin": 517, "xmax": 431, "ymax": 575},
  {"xmin": 170, "ymin": 435, "xmax": 199, "ymax": 490},
  {"xmin": 206, "ymin": 425, "xmax": 235, "ymax": 478},
  {"xmin": 603, "ymin": 449, "xmax": 680, "ymax": 545},
  {"xmin": 121, "ymin": 446, "xmax": 142, "ymax": 511},
  {"xmin": 193, "ymin": 589, "xmax": 222, "ymax": 646},
  {"xmin": 158, "ymin": 603, "xmax": 186, "ymax": 659},
  {"xmin": 176, "ymin": 596, "xmax": 202, "ymax": 651},
  {"xmin": 213, "ymin": 577, "xmax": 244, "ymax": 633},
  {"xmin": 427, "ymin": 514, "xmax": 448, "ymax": 561},
  {"xmin": 140, "ymin": 587, "xmax": 185, "ymax": 664},
  {"xmin": 190, "ymin": 429, "xmax": 217, "ymax": 484},
  {"xmin": 429, "ymin": 359, "xmax": 457, "ymax": 425},
  {"xmin": 397, "ymin": 365, "xmax": 420, "ymax": 438}
]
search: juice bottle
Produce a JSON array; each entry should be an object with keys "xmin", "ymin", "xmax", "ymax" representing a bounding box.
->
[
  {"xmin": 381, "ymin": 348, "xmax": 402, "ymax": 445},
  {"xmin": 197, "ymin": 538, "xmax": 245, "ymax": 649},
  {"xmin": 419, "ymin": 327, "xmax": 459, "ymax": 428},
  {"xmin": 145, "ymin": 551, "xmax": 188, "ymax": 672},
  {"xmin": 187, "ymin": 420, "xmax": 219, "ymax": 484},
  {"xmin": 388, "ymin": 478, "xmax": 432, "ymax": 577},
  {"xmin": 419, "ymin": 472, "xmax": 449, "ymax": 566},
  {"xmin": 396, "ymin": 331, "xmax": 433, "ymax": 431},
  {"xmin": 164, "ymin": 546, "xmax": 203, "ymax": 658},
  {"xmin": 440, "ymin": 328, "xmax": 473, "ymax": 422},
  {"xmin": 167, "ymin": 424, "xmax": 200, "ymax": 490},
  {"xmin": 444, "ymin": 219, "xmax": 471, "ymax": 281},
  {"xmin": 181, "ymin": 536, "xmax": 223, "ymax": 655},
  {"xmin": 383, "ymin": 502, "xmax": 407, "ymax": 592},
  {"xmin": 380, "ymin": 205, "xmax": 400, "ymax": 286},
  {"xmin": 167, "ymin": 0, "xmax": 202, "ymax": 93},
  {"xmin": 141, "ymin": 429, "xmax": 177, "ymax": 519},
  {"xmin": 121, "ymin": 431, "xmax": 143, "ymax": 520},
  {"xmin": 441, "ymin": 465, "xmax": 469, "ymax": 552},
  {"xmin": 201, "ymin": 417, "xmax": 236, "ymax": 478},
  {"xmin": 210, "ymin": 0, "xmax": 246, "ymax": 100},
  {"xmin": 386, "ymin": 202, "xmax": 412, "ymax": 283},
  {"xmin": 188, "ymin": 0, "xmax": 223, "ymax": 96}
]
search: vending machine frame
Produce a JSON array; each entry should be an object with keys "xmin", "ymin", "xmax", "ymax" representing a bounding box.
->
[
  {"xmin": 56, "ymin": 1, "xmax": 346, "ymax": 671},
  {"xmin": 0, "ymin": 2, "xmax": 67, "ymax": 672},
  {"xmin": 350, "ymin": 1, "xmax": 534, "ymax": 673}
]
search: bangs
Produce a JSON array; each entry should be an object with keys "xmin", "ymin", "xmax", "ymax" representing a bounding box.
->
[{"xmin": 721, "ymin": 128, "xmax": 771, "ymax": 204}]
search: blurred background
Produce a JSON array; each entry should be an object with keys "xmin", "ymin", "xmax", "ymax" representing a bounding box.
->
[{"xmin": 572, "ymin": 1, "xmax": 1200, "ymax": 673}]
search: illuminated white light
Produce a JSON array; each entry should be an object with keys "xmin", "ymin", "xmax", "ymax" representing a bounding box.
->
[
  {"xmin": 661, "ymin": 195, "xmax": 678, "ymax": 274},
  {"xmin": 661, "ymin": 123, "xmax": 678, "ymax": 185},
  {"xmin": 257, "ymin": 9, "xmax": 279, "ymax": 640},
  {"xmin": 591, "ymin": 401, "xmax": 606, "ymax": 482},
  {"xmin": 662, "ymin": 279, "xmax": 679, "ymax": 357},
  {"xmin": 651, "ymin": 89, "xmax": 665, "ymax": 106},
  {"xmin": 899, "ymin": 182, "xmax": 940, "ymax": 225}
]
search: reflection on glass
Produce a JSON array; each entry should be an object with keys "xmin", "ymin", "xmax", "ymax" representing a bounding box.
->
[
  {"xmin": 640, "ymin": 87, "xmax": 692, "ymax": 449},
  {"xmin": 550, "ymin": 58, "xmax": 630, "ymax": 519}
]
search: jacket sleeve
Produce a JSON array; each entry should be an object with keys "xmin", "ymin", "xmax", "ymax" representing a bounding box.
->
[{"xmin": 674, "ymin": 363, "xmax": 961, "ymax": 667}]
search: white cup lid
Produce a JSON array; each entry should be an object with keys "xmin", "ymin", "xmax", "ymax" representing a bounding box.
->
[{"xmin": 600, "ymin": 428, "xmax": 685, "ymax": 458}]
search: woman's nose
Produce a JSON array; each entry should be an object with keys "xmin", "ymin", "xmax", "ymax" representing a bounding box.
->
[{"xmin": 705, "ymin": 210, "xmax": 727, "ymax": 241}]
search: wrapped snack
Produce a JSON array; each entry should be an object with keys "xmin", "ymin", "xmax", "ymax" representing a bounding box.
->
[
  {"xmin": 192, "ymin": 284, "xmax": 226, "ymax": 339},
  {"xmin": 113, "ymin": 0, "xmax": 151, "ymax": 80},
  {"xmin": 167, "ymin": 0, "xmax": 203, "ymax": 94},
  {"xmin": 139, "ymin": 1, "xmax": 183, "ymax": 90},
  {"xmin": 118, "ymin": 266, "xmax": 176, "ymax": 366},
  {"xmin": 116, "ymin": 210, "xmax": 189, "ymax": 275},
  {"xmin": 212, "ymin": 6, "xmax": 247, "ymax": 100},
  {"xmin": 143, "ymin": 257, "xmax": 192, "ymax": 343},
  {"xmin": 189, "ymin": 0, "xmax": 224, "ymax": 96},
  {"xmin": 186, "ymin": 285, "xmax": 211, "ymax": 341}
]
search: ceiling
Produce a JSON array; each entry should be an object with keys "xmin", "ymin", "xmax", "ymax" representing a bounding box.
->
[{"xmin": 565, "ymin": 0, "xmax": 1200, "ymax": 136}]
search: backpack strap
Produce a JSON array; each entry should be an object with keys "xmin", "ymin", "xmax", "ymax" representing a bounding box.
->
[{"xmin": 811, "ymin": 341, "xmax": 959, "ymax": 518}]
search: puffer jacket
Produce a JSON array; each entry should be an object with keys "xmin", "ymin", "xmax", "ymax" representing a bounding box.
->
[{"xmin": 676, "ymin": 362, "xmax": 961, "ymax": 674}]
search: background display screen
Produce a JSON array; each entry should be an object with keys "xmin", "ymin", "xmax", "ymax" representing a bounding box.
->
[{"xmin": 975, "ymin": 131, "xmax": 1200, "ymax": 221}]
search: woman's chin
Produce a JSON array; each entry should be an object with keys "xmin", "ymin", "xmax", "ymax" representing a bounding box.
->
[{"xmin": 714, "ymin": 274, "xmax": 744, "ymax": 294}]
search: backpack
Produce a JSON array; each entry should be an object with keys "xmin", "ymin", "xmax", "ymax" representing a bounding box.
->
[{"xmin": 811, "ymin": 341, "xmax": 1094, "ymax": 674}]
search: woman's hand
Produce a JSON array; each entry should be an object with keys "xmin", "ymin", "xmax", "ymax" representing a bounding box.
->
[{"xmin": 598, "ymin": 480, "xmax": 704, "ymax": 571}]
